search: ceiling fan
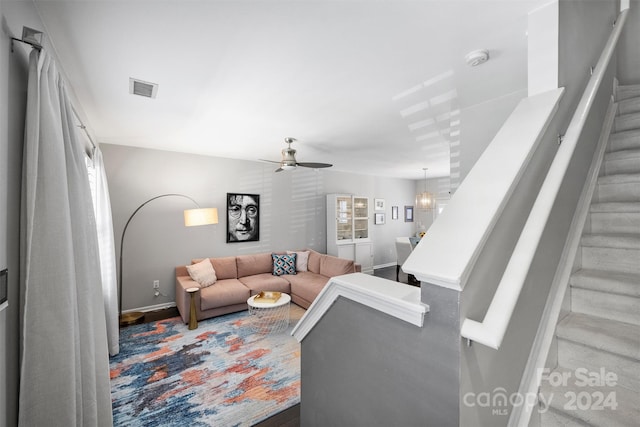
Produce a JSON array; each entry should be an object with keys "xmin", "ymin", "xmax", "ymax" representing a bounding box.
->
[{"xmin": 261, "ymin": 137, "xmax": 333, "ymax": 172}]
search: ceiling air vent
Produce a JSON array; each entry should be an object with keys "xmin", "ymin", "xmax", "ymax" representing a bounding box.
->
[{"xmin": 129, "ymin": 78, "xmax": 158, "ymax": 98}]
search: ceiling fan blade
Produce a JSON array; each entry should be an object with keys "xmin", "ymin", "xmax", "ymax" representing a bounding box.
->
[
  {"xmin": 297, "ymin": 162, "xmax": 333, "ymax": 169},
  {"xmin": 259, "ymin": 159, "xmax": 282, "ymax": 164},
  {"xmin": 275, "ymin": 167, "xmax": 284, "ymax": 172}
]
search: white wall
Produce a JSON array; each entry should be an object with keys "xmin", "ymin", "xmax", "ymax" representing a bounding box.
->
[
  {"xmin": 101, "ymin": 143, "xmax": 417, "ymax": 312},
  {"xmin": 455, "ymin": 89, "xmax": 527, "ymax": 188}
]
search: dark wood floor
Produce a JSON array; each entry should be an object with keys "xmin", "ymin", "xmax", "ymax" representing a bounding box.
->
[{"xmin": 124, "ymin": 265, "xmax": 410, "ymax": 426}]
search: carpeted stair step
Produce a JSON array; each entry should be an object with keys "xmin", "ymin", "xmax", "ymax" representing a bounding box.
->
[
  {"xmin": 595, "ymin": 173, "xmax": 640, "ymax": 203},
  {"xmin": 608, "ymin": 128, "xmax": 640, "ymax": 153},
  {"xmin": 570, "ymin": 269, "xmax": 640, "ymax": 325},
  {"xmin": 614, "ymin": 111, "xmax": 640, "ymax": 133},
  {"xmin": 602, "ymin": 148, "xmax": 640, "ymax": 175},
  {"xmin": 556, "ymin": 313, "xmax": 640, "ymax": 392},
  {"xmin": 616, "ymin": 84, "xmax": 640, "ymax": 101},
  {"xmin": 618, "ymin": 95, "xmax": 640, "ymax": 115},
  {"xmin": 540, "ymin": 367, "xmax": 640, "ymax": 426},
  {"xmin": 581, "ymin": 233, "xmax": 640, "ymax": 249},
  {"xmin": 589, "ymin": 202, "xmax": 640, "ymax": 233},
  {"xmin": 580, "ymin": 233, "xmax": 640, "ymax": 275}
]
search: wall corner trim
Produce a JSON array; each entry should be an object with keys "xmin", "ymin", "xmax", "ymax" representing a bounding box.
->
[{"xmin": 292, "ymin": 273, "xmax": 428, "ymax": 342}]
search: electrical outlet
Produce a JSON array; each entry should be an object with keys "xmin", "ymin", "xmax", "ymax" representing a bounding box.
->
[{"xmin": 153, "ymin": 280, "xmax": 160, "ymax": 289}]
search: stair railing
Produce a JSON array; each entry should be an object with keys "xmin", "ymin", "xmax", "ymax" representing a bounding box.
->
[{"xmin": 460, "ymin": 8, "xmax": 629, "ymax": 349}]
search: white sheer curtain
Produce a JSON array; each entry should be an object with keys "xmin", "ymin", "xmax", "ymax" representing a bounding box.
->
[
  {"xmin": 19, "ymin": 50, "xmax": 113, "ymax": 425},
  {"xmin": 88, "ymin": 148, "xmax": 120, "ymax": 356}
]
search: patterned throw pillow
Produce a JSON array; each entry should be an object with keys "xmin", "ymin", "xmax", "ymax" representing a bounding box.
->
[{"xmin": 272, "ymin": 253, "xmax": 297, "ymax": 276}]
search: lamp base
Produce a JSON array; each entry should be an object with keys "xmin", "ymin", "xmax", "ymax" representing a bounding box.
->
[{"xmin": 119, "ymin": 311, "xmax": 145, "ymax": 326}]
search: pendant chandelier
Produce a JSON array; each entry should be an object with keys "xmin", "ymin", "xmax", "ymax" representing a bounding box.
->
[{"xmin": 416, "ymin": 168, "xmax": 435, "ymax": 211}]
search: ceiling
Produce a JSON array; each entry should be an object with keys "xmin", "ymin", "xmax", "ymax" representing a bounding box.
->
[{"xmin": 33, "ymin": 0, "xmax": 544, "ymax": 180}]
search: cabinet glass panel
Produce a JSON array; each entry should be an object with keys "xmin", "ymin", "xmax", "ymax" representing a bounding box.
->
[
  {"xmin": 336, "ymin": 196, "xmax": 352, "ymax": 241},
  {"xmin": 353, "ymin": 197, "xmax": 368, "ymax": 218},
  {"xmin": 354, "ymin": 219, "xmax": 368, "ymax": 239}
]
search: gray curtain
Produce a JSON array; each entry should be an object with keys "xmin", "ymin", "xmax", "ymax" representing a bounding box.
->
[{"xmin": 19, "ymin": 49, "xmax": 113, "ymax": 426}]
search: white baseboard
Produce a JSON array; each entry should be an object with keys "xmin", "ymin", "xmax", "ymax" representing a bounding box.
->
[
  {"xmin": 123, "ymin": 301, "xmax": 177, "ymax": 314},
  {"xmin": 374, "ymin": 262, "xmax": 397, "ymax": 270}
]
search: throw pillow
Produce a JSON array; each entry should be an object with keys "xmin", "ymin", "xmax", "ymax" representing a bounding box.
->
[
  {"xmin": 186, "ymin": 258, "xmax": 217, "ymax": 287},
  {"xmin": 287, "ymin": 250, "xmax": 310, "ymax": 272},
  {"xmin": 272, "ymin": 253, "xmax": 297, "ymax": 276}
]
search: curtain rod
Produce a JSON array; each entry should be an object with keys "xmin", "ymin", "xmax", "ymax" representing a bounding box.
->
[
  {"xmin": 12, "ymin": 27, "xmax": 97, "ymax": 153},
  {"xmin": 10, "ymin": 37, "xmax": 42, "ymax": 52},
  {"xmin": 72, "ymin": 106, "xmax": 98, "ymax": 153}
]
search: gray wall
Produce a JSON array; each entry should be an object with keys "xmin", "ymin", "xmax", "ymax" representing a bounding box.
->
[
  {"xmin": 301, "ymin": 286, "xmax": 461, "ymax": 427},
  {"xmin": 618, "ymin": 0, "xmax": 640, "ymax": 85},
  {"xmin": 0, "ymin": 2, "xmax": 44, "ymax": 425},
  {"xmin": 101, "ymin": 143, "xmax": 417, "ymax": 312},
  {"xmin": 459, "ymin": 1, "xmax": 618, "ymax": 425}
]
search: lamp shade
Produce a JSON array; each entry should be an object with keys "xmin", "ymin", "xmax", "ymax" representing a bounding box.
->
[
  {"xmin": 184, "ymin": 207, "xmax": 218, "ymax": 227},
  {"xmin": 416, "ymin": 167, "xmax": 434, "ymax": 211},
  {"xmin": 416, "ymin": 191, "xmax": 435, "ymax": 210}
]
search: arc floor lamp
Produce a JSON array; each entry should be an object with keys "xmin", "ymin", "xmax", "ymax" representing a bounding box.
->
[{"xmin": 119, "ymin": 193, "xmax": 218, "ymax": 326}]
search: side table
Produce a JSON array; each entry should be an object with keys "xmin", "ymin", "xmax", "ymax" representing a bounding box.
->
[
  {"xmin": 247, "ymin": 293, "xmax": 291, "ymax": 334},
  {"xmin": 186, "ymin": 287, "xmax": 200, "ymax": 330}
]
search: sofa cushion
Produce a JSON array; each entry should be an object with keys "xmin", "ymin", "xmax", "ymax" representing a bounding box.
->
[
  {"xmin": 287, "ymin": 272, "xmax": 329, "ymax": 303},
  {"xmin": 237, "ymin": 253, "xmax": 273, "ymax": 277},
  {"xmin": 272, "ymin": 253, "xmax": 297, "ymax": 276},
  {"xmin": 307, "ymin": 249, "xmax": 323, "ymax": 274},
  {"xmin": 287, "ymin": 250, "xmax": 310, "ymax": 272},
  {"xmin": 199, "ymin": 278, "xmax": 249, "ymax": 311},
  {"xmin": 208, "ymin": 256, "xmax": 238, "ymax": 280},
  {"xmin": 185, "ymin": 258, "xmax": 217, "ymax": 287},
  {"xmin": 239, "ymin": 273, "xmax": 291, "ymax": 295},
  {"xmin": 320, "ymin": 255, "xmax": 355, "ymax": 277}
]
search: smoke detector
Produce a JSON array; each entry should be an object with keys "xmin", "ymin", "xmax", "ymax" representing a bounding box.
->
[
  {"xmin": 465, "ymin": 49, "xmax": 490, "ymax": 67},
  {"xmin": 129, "ymin": 78, "xmax": 158, "ymax": 98}
]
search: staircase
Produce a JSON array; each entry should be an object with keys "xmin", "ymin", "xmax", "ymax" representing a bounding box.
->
[{"xmin": 540, "ymin": 85, "xmax": 640, "ymax": 426}]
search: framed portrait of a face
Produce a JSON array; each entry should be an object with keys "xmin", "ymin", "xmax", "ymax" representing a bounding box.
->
[{"xmin": 227, "ymin": 193, "xmax": 260, "ymax": 243}]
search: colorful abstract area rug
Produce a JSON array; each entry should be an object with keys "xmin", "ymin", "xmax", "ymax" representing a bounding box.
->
[{"xmin": 110, "ymin": 305, "xmax": 305, "ymax": 426}]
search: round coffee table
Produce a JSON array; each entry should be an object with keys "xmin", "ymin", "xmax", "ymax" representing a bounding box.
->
[{"xmin": 247, "ymin": 293, "xmax": 291, "ymax": 334}]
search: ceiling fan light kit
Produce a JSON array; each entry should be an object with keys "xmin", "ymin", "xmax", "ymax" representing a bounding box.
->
[{"xmin": 261, "ymin": 137, "xmax": 333, "ymax": 172}]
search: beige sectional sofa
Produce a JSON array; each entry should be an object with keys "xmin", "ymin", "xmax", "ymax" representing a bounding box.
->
[{"xmin": 175, "ymin": 249, "xmax": 360, "ymax": 324}]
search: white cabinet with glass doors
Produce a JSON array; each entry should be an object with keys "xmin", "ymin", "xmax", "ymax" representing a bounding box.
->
[{"xmin": 326, "ymin": 194, "xmax": 373, "ymax": 274}]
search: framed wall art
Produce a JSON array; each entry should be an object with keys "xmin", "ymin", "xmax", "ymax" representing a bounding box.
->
[
  {"xmin": 391, "ymin": 206, "xmax": 398, "ymax": 220},
  {"xmin": 374, "ymin": 213, "xmax": 385, "ymax": 225},
  {"xmin": 404, "ymin": 205, "xmax": 414, "ymax": 222},
  {"xmin": 374, "ymin": 198, "xmax": 385, "ymax": 211},
  {"xmin": 227, "ymin": 193, "xmax": 260, "ymax": 243}
]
